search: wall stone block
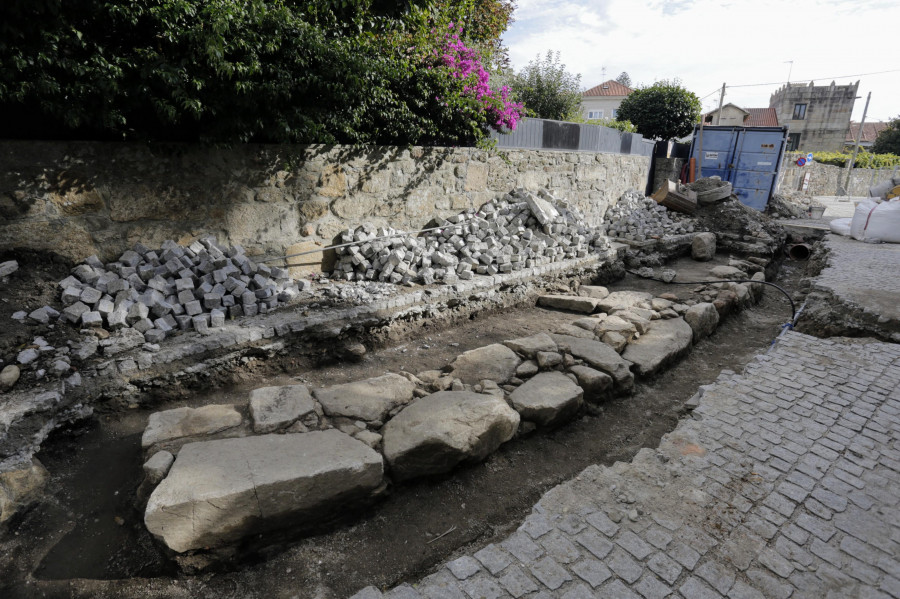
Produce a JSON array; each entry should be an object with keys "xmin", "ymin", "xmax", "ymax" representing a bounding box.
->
[{"xmin": 1, "ymin": 141, "xmax": 650, "ymax": 262}]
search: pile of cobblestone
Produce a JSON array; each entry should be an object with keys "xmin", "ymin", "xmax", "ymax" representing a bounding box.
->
[
  {"xmin": 601, "ymin": 190, "xmax": 697, "ymax": 241},
  {"xmin": 21, "ymin": 237, "xmax": 301, "ymax": 343},
  {"xmin": 330, "ymin": 190, "xmax": 609, "ymax": 284}
]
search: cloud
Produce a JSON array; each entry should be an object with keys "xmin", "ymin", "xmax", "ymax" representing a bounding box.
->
[{"xmin": 502, "ymin": 0, "xmax": 900, "ymax": 121}]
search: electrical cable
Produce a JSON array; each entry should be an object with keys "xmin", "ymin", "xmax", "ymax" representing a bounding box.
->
[
  {"xmin": 624, "ymin": 269, "xmax": 796, "ymax": 321},
  {"xmin": 725, "ymin": 67, "xmax": 900, "ymax": 89}
]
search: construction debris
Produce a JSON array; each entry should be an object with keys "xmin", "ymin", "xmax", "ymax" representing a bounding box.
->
[
  {"xmin": 330, "ymin": 189, "xmax": 608, "ymax": 284},
  {"xmin": 601, "ymin": 190, "xmax": 697, "ymax": 241}
]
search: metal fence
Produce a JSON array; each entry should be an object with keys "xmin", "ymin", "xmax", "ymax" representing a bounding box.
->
[{"xmin": 489, "ymin": 118, "xmax": 655, "ymax": 157}]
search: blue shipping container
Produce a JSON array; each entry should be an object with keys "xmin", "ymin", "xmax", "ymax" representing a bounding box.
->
[{"xmin": 688, "ymin": 126, "xmax": 788, "ymax": 211}]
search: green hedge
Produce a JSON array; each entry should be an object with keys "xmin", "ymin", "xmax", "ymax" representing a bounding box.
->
[{"xmin": 808, "ymin": 151, "xmax": 900, "ymax": 169}]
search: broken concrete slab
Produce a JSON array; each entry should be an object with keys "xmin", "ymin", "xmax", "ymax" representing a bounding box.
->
[
  {"xmin": 144, "ymin": 430, "xmax": 384, "ymax": 553},
  {"xmin": 447, "ymin": 344, "xmax": 521, "ymax": 385},
  {"xmin": 614, "ymin": 311, "xmax": 652, "ymax": 334},
  {"xmin": 622, "ymin": 318, "xmax": 693, "ymax": 377},
  {"xmin": 313, "ymin": 374, "xmax": 416, "ymax": 422},
  {"xmin": 683, "ymin": 303, "xmax": 719, "ymax": 343},
  {"xmin": 509, "ymin": 372, "xmax": 583, "ymax": 428},
  {"xmin": 249, "ymin": 384, "xmax": 316, "ymax": 434},
  {"xmin": 382, "ymin": 391, "xmax": 519, "ymax": 482},
  {"xmin": 577, "ymin": 285, "xmax": 609, "ymax": 299},
  {"xmin": 597, "ymin": 291, "xmax": 653, "ymax": 313},
  {"xmin": 550, "ymin": 334, "xmax": 634, "ymax": 390},
  {"xmin": 503, "ymin": 333, "xmax": 557, "ymax": 359},
  {"xmin": 595, "ymin": 315, "xmax": 637, "ymax": 339},
  {"xmin": 141, "ymin": 404, "xmax": 243, "ymax": 453},
  {"xmin": 537, "ymin": 295, "xmax": 599, "ymax": 314}
]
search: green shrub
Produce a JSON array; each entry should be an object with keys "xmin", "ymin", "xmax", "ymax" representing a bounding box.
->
[
  {"xmin": 807, "ymin": 151, "xmax": 900, "ymax": 168},
  {"xmin": 0, "ymin": 0, "xmax": 518, "ymax": 145}
]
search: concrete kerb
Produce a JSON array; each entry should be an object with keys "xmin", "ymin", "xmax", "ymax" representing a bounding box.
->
[{"xmin": 0, "ymin": 251, "xmax": 622, "ymax": 474}]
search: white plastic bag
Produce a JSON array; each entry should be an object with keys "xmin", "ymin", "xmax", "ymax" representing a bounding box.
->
[
  {"xmin": 850, "ymin": 198, "xmax": 900, "ymax": 243},
  {"xmin": 829, "ymin": 217, "xmax": 852, "ymax": 236}
]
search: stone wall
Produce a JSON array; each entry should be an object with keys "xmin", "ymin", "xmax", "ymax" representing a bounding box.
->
[
  {"xmin": 777, "ymin": 156, "xmax": 899, "ymax": 196},
  {"xmin": 0, "ymin": 142, "xmax": 649, "ymax": 271}
]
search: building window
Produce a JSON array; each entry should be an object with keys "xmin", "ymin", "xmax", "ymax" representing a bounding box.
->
[
  {"xmin": 611, "ymin": 109, "xmax": 618, "ymax": 118},
  {"xmin": 792, "ymin": 103, "xmax": 807, "ymax": 120},
  {"xmin": 588, "ymin": 110, "xmax": 603, "ymax": 119},
  {"xmin": 787, "ymin": 133, "xmax": 801, "ymax": 151}
]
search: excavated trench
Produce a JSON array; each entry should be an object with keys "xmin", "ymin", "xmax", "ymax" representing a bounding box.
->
[{"xmin": 2, "ymin": 255, "xmax": 807, "ymax": 599}]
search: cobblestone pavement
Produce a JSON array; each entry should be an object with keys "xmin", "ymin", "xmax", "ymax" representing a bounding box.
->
[
  {"xmin": 355, "ymin": 331, "xmax": 900, "ymax": 598},
  {"xmin": 812, "ymin": 235, "xmax": 900, "ymax": 327}
]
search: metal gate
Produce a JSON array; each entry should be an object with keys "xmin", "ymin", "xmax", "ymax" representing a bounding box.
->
[{"xmin": 689, "ymin": 126, "xmax": 788, "ymax": 211}]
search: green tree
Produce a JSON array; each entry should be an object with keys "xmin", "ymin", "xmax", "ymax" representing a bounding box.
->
[
  {"xmin": 615, "ymin": 71, "xmax": 631, "ymax": 88},
  {"xmin": 509, "ymin": 51, "xmax": 582, "ymax": 121},
  {"xmin": 872, "ymin": 117, "xmax": 900, "ymax": 156},
  {"xmin": 615, "ymin": 79, "xmax": 701, "ymax": 141}
]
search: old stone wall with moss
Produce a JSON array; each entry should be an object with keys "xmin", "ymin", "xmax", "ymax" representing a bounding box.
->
[{"xmin": 0, "ymin": 142, "xmax": 650, "ymax": 274}]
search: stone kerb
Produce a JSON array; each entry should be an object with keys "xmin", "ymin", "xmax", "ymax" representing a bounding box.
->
[
  {"xmin": 0, "ymin": 141, "xmax": 650, "ymax": 264},
  {"xmin": 136, "ymin": 272, "xmax": 769, "ymax": 557}
]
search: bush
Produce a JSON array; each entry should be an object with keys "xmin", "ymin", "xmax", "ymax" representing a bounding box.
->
[
  {"xmin": 569, "ymin": 116, "xmax": 637, "ymax": 133},
  {"xmin": 616, "ymin": 80, "xmax": 700, "ymax": 141},
  {"xmin": 508, "ymin": 51, "xmax": 582, "ymax": 121},
  {"xmin": 0, "ymin": 0, "xmax": 520, "ymax": 145},
  {"xmin": 871, "ymin": 116, "xmax": 900, "ymax": 156}
]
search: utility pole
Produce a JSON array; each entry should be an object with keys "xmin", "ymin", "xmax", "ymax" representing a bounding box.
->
[
  {"xmin": 843, "ymin": 91, "xmax": 871, "ymax": 196},
  {"xmin": 715, "ymin": 82, "xmax": 726, "ymax": 125}
]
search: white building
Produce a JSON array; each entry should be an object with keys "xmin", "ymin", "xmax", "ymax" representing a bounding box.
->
[{"xmin": 581, "ymin": 80, "xmax": 632, "ymax": 121}]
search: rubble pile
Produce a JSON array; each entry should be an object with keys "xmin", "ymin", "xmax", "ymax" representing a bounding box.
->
[
  {"xmin": 600, "ymin": 190, "xmax": 697, "ymax": 241},
  {"xmin": 29, "ymin": 237, "xmax": 302, "ymax": 343},
  {"xmin": 330, "ymin": 189, "xmax": 609, "ymax": 284}
]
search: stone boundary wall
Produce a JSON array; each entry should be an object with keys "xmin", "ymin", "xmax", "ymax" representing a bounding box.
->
[
  {"xmin": 0, "ymin": 142, "xmax": 650, "ymax": 269},
  {"xmin": 777, "ymin": 155, "xmax": 899, "ymax": 196}
]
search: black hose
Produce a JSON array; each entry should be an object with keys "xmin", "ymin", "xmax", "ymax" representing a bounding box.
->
[{"xmin": 624, "ymin": 269, "xmax": 796, "ymax": 321}]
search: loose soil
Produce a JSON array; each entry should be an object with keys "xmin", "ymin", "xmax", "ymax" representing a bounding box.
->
[{"xmin": 2, "ymin": 258, "xmax": 804, "ymax": 599}]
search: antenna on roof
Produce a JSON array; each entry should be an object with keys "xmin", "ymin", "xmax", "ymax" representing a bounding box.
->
[
  {"xmin": 784, "ymin": 60, "xmax": 793, "ymax": 84},
  {"xmin": 601, "ymin": 66, "xmax": 607, "ymax": 81}
]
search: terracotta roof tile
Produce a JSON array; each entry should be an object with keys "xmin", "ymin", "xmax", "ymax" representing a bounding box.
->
[
  {"xmin": 846, "ymin": 121, "xmax": 889, "ymax": 143},
  {"xmin": 583, "ymin": 80, "xmax": 633, "ymax": 97},
  {"xmin": 745, "ymin": 108, "xmax": 779, "ymax": 127}
]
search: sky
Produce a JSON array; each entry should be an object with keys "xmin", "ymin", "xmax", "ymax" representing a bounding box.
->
[{"xmin": 502, "ymin": 0, "xmax": 900, "ymax": 124}]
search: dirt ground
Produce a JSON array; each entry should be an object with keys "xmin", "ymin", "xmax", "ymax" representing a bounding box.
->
[
  {"xmin": 0, "ymin": 255, "xmax": 805, "ymax": 599},
  {"xmin": 0, "ymin": 250, "xmax": 81, "ymax": 370}
]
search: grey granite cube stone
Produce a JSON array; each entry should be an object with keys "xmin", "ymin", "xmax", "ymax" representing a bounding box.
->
[
  {"xmin": 209, "ymin": 309, "xmax": 225, "ymax": 328},
  {"xmin": 80, "ymin": 287, "xmax": 103, "ymax": 305},
  {"xmin": 203, "ymin": 294, "xmax": 222, "ymax": 309},
  {"xmin": 192, "ymin": 314, "xmax": 210, "ymax": 335},
  {"xmin": 132, "ymin": 318, "xmax": 154, "ymax": 333},
  {"xmin": 144, "ymin": 329, "xmax": 166, "ymax": 343},
  {"xmin": 81, "ymin": 311, "xmax": 103, "ymax": 327},
  {"xmin": 184, "ymin": 300, "xmax": 203, "ymax": 316}
]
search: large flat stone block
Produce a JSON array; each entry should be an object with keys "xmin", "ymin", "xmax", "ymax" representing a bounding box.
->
[
  {"xmin": 382, "ymin": 391, "xmax": 519, "ymax": 482},
  {"xmin": 313, "ymin": 374, "xmax": 416, "ymax": 422},
  {"xmin": 622, "ymin": 318, "xmax": 693, "ymax": 377},
  {"xmin": 144, "ymin": 430, "xmax": 384, "ymax": 553}
]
